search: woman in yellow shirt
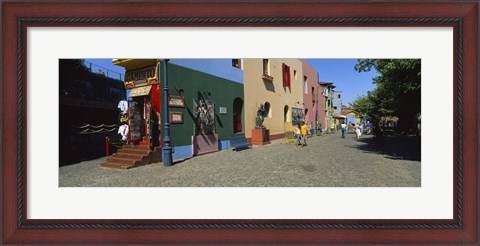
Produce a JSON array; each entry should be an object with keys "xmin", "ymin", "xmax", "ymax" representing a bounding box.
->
[{"xmin": 300, "ymin": 122, "xmax": 309, "ymax": 146}]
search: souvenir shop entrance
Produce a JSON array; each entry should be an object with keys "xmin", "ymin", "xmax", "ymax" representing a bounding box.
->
[
  {"xmin": 102, "ymin": 59, "xmax": 162, "ymax": 169},
  {"xmin": 127, "ymin": 85, "xmax": 161, "ymax": 148}
]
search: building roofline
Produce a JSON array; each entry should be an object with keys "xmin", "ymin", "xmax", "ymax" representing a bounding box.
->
[
  {"xmin": 318, "ymin": 81, "xmax": 333, "ymax": 85},
  {"xmin": 341, "ymin": 109, "xmax": 363, "ymax": 116}
]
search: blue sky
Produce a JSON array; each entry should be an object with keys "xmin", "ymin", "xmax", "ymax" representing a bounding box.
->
[
  {"xmin": 85, "ymin": 58, "xmax": 378, "ymax": 106},
  {"xmin": 307, "ymin": 59, "xmax": 379, "ymax": 106},
  {"xmin": 84, "ymin": 59, "xmax": 125, "ymax": 73}
]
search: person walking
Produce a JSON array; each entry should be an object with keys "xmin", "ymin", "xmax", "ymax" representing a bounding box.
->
[
  {"xmin": 355, "ymin": 125, "xmax": 362, "ymax": 140},
  {"xmin": 317, "ymin": 122, "xmax": 322, "ymax": 136},
  {"xmin": 366, "ymin": 121, "xmax": 372, "ymax": 135},
  {"xmin": 341, "ymin": 122, "xmax": 346, "ymax": 139},
  {"xmin": 294, "ymin": 124, "xmax": 302, "ymax": 146},
  {"xmin": 300, "ymin": 122, "xmax": 309, "ymax": 146}
]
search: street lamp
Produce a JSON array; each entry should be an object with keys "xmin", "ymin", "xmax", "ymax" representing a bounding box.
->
[{"xmin": 162, "ymin": 59, "xmax": 173, "ymax": 166}]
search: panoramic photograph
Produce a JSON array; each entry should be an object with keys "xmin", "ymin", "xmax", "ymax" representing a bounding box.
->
[{"xmin": 59, "ymin": 58, "xmax": 421, "ymax": 187}]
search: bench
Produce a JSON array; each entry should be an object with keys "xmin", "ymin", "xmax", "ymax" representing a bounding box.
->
[{"xmin": 229, "ymin": 135, "xmax": 251, "ymax": 151}]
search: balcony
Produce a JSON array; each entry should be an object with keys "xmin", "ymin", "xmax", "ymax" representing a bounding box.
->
[{"xmin": 262, "ymin": 74, "xmax": 274, "ymax": 81}]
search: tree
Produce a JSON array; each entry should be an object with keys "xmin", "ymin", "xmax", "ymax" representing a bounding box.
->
[
  {"xmin": 353, "ymin": 59, "xmax": 421, "ymax": 133},
  {"xmin": 350, "ymin": 94, "xmax": 371, "ymax": 114}
]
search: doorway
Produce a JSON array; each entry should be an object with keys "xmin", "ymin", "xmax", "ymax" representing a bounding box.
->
[
  {"xmin": 233, "ymin": 97, "xmax": 243, "ymax": 133},
  {"xmin": 284, "ymin": 105, "xmax": 289, "ymax": 123}
]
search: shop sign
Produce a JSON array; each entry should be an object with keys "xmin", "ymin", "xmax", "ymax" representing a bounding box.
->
[
  {"xmin": 170, "ymin": 112, "xmax": 183, "ymax": 124},
  {"xmin": 168, "ymin": 96, "xmax": 185, "ymax": 108},
  {"xmin": 219, "ymin": 107, "xmax": 227, "ymax": 114},
  {"xmin": 128, "ymin": 85, "xmax": 152, "ymax": 97},
  {"xmin": 125, "ymin": 65, "xmax": 157, "ymax": 86}
]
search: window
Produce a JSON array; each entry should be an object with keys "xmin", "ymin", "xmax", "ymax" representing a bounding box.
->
[
  {"xmin": 334, "ymin": 106, "xmax": 338, "ymax": 110},
  {"xmin": 311, "ymin": 87, "xmax": 315, "ymax": 104},
  {"xmin": 282, "ymin": 63, "xmax": 291, "ymax": 89},
  {"xmin": 263, "ymin": 59, "xmax": 270, "ymax": 75},
  {"xmin": 338, "ymin": 94, "xmax": 341, "ymax": 99},
  {"xmin": 303, "ymin": 76, "xmax": 308, "ymax": 94},
  {"xmin": 232, "ymin": 59, "xmax": 241, "ymax": 69},
  {"xmin": 284, "ymin": 105, "xmax": 290, "ymax": 123},
  {"xmin": 294, "ymin": 70, "xmax": 297, "ymax": 80},
  {"xmin": 262, "ymin": 59, "xmax": 273, "ymax": 81}
]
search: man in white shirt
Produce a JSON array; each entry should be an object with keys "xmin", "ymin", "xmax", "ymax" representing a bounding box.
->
[{"xmin": 341, "ymin": 122, "xmax": 347, "ymax": 139}]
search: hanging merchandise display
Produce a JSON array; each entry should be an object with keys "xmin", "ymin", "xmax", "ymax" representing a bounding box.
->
[
  {"xmin": 117, "ymin": 99, "xmax": 129, "ymax": 127},
  {"xmin": 118, "ymin": 124, "xmax": 129, "ymax": 140},
  {"xmin": 117, "ymin": 100, "xmax": 128, "ymax": 113}
]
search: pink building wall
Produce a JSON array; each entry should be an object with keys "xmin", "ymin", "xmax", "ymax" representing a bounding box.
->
[{"xmin": 300, "ymin": 59, "xmax": 325, "ymax": 130}]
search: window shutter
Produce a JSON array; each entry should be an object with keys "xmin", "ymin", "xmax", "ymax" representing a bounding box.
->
[
  {"xmin": 287, "ymin": 65, "xmax": 291, "ymax": 88},
  {"xmin": 283, "ymin": 63, "xmax": 292, "ymax": 88}
]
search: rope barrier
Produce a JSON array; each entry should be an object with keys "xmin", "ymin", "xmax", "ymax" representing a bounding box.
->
[
  {"xmin": 71, "ymin": 124, "xmax": 120, "ymax": 134},
  {"xmin": 73, "ymin": 128, "xmax": 117, "ymax": 134},
  {"xmin": 73, "ymin": 124, "xmax": 118, "ymax": 129}
]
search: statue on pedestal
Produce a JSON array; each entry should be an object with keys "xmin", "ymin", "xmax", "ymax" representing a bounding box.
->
[{"xmin": 255, "ymin": 104, "xmax": 266, "ymax": 129}]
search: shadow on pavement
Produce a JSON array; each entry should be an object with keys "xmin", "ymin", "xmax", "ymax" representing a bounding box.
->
[
  {"xmin": 353, "ymin": 134, "xmax": 421, "ymax": 161},
  {"xmin": 172, "ymin": 157, "xmax": 194, "ymax": 166}
]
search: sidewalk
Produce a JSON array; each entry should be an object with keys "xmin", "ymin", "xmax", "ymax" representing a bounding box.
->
[{"xmin": 59, "ymin": 131, "xmax": 420, "ymax": 187}]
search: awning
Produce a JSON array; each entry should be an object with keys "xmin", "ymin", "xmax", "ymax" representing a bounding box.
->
[
  {"xmin": 128, "ymin": 85, "xmax": 152, "ymax": 97},
  {"xmin": 333, "ymin": 115, "xmax": 347, "ymax": 119}
]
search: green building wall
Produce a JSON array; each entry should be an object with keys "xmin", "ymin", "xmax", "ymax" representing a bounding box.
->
[{"xmin": 159, "ymin": 61, "xmax": 245, "ymax": 158}]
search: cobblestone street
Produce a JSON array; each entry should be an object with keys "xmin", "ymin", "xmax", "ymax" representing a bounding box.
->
[{"xmin": 59, "ymin": 131, "xmax": 421, "ymax": 187}]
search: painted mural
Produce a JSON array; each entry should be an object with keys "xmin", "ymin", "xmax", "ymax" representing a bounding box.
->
[{"xmin": 194, "ymin": 98, "xmax": 215, "ymax": 135}]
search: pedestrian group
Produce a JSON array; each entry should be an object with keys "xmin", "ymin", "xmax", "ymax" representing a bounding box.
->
[
  {"xmin": 294, "ymin": 122, "xmax": 309, "ymax": 147},
  {"xmin": 294, "ymin": 120, "xmax": 368, "ymax": 148}
]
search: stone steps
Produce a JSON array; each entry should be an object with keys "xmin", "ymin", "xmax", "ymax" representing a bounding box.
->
[{"xmin": 101, "ymin": 145, "xmax": 162, "ymax": 169}]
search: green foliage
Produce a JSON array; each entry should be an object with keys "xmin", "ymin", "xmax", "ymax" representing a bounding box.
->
[{"xmin": 353, "ymin": 59, "xmax": 421, "ymax": 132}]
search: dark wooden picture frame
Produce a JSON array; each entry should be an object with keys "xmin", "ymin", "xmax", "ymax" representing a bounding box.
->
[
  {"xmin": 2, "ymin": 1, "xmax": 478, "ymax": 244},
  {"xmin": 168, "ymin": 95, "xmax": 185, "ymax": 108},
  {"xmin": 169, "ymin": 112, "xmax": 183, "ymax": 124}
]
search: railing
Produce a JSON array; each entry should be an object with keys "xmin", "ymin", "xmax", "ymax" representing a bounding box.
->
[{"xmin": 83, "ymin": 60, "xmax": 124, "ymax": 81}]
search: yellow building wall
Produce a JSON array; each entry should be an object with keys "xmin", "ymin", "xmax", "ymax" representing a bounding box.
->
[
  {"xmin": 243, "ymin": 59, "xmax": 304, "ymax": 138},
  {"xmin": 346, "ymin": 113, "xmax": 362, "ymax": 125}
]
